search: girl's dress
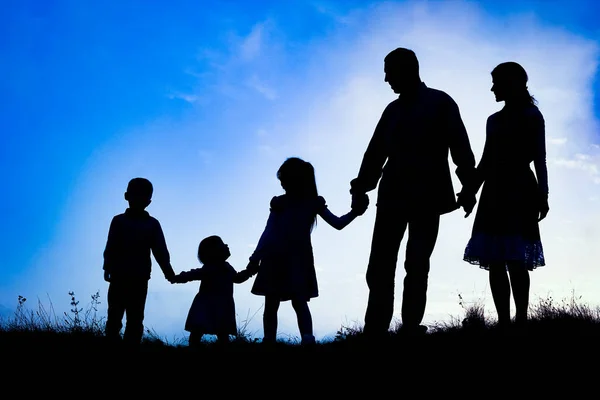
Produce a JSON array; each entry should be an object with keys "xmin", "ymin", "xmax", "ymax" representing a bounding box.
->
[
  {"xmin": 249, "ymin": 195, "xmax": 356, "ymax": 301},
  {"xmin": 178, "ymin": 262, "xmax": 253, "ymax": 335},
  {"xmin": 463, "ymin": 102, "xmax": 548, "ymax": 271}
]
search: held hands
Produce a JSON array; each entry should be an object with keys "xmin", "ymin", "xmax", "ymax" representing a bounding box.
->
[
  {"xmin": 246, "ymin": 259, "xmax": 260, "ymax": 275},
  {"xmin": 166, "ymin": 271, "xmax": 179, "ymax": 284},
  {"xmin": 351, "ymin": 192, "xmax": 369, "ymax": 216},
  {"xmin": 456, "ymin": 191, "xmax": 477, "ymax": 218}
]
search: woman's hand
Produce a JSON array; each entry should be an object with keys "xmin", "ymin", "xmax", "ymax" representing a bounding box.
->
[{"xmin": 538, "ymin": 197, "xmax": 549, "ymax": 222}]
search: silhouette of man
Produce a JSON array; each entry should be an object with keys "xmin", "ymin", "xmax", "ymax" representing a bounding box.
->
[{"xmin": 350, "ymin": 48, "xmax": 477, "ymax": 338}]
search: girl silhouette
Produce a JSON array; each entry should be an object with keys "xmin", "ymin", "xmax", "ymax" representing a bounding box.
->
[{"xmin": 247, "ymin": 157, "xmax": 367, "ymax": 345}]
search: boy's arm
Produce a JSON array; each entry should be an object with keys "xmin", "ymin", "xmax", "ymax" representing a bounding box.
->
[
  {"xmin": 151, "ymin": 220, "xmax": 176, "ymax": 281},
  {"xmin": 102, "ymin": 217, "xmax": 119, "ymax": 280}
]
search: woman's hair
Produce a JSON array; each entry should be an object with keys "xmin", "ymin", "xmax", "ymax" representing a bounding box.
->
[
  {"xmin": 491, "ymin": 61, "xmax": 537, "ymax": 105},
  {"xmin": 277, "ymin": 157, "xmax": 319, "ymax": 229},
  {"xmin": 197, "ymin": 235, "xmax": 224, "ymax": 265}
]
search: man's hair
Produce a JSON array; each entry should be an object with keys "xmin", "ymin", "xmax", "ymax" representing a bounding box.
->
[
  {"xmin": 384, "ymin": 47, "xmax": 419, "ymax": 75},
  {"xmin": 126, "ymin": 177, "xmax": 153, "ymax": 199}
]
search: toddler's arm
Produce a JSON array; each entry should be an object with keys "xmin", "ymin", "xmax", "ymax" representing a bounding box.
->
[
  {"xmin": 233, "ymin": 267, "xmax": 256, "ymax": 284},
  {"xmin": 173, "ymin": 268, "xmax": 204, "ymax": 283}
]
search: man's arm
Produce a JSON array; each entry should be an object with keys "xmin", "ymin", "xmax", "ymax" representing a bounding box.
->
[
  {"xmin": 350, "ymin": 107, "xmax": 390, "ymax": 195},
  {"xmin": 151, "ymin": 220, "xmax": 176, "ymax": 281},
  {"xmin": 445, "ymin": 96, "xmax": 476, "ymax": 187}
]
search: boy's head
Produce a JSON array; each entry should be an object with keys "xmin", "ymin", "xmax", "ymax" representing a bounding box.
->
[
  {"xmin": 124, "ymin": 178, "xmax": 153, "ymax": 210},
  {"xmin": 197, "ymin": 235, "xmax": 231, "ymax": 265}
]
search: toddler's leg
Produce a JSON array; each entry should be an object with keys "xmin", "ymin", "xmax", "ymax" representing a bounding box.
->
[
  {"xmin": 263, "ymin": 296, "xmax": 280, "ymax": 343},
  {"xmin": 291, "ymin": 298, "xmax": 315, "ymax": 345}
]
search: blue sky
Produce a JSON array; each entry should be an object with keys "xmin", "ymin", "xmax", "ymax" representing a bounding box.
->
[{"xmin": 1, "ymin": 0, "xmax": 599, "ymax": 342}]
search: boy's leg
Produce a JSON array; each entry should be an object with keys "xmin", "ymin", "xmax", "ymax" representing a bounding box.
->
[
  {"xmin": 263, "ymin": 296, "xmax": 280, "ymax": 343},
  {"xmin": 105, "ymin": 281, "xmax": 126, "ymax": 342},
  {"xmin": 123, "ymin": 279, "xmax": 149, "ymax": 347}
]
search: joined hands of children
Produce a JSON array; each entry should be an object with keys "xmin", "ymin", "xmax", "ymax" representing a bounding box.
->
[{"xmin": 246, "ymin": 259, "xmax": 260, "ymax": 275}]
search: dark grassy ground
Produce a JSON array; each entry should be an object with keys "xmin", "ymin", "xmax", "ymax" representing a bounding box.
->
[{"xmin": 1, "ymin": 291, "xmax": 598, "ymax": 391}]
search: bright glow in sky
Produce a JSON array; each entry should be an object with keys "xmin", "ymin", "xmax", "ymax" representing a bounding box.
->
[{"xmin": 1, "ymin": 0, "xmax": 599, "ymax": 342}]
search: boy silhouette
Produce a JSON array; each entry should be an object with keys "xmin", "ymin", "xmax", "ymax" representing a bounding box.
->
[{"xmin": 102, "ymin": 177, "xmax": 176, "ymax": 347}]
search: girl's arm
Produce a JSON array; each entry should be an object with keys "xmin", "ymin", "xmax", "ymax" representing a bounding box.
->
[
  {"xmin": 173, "ymin": 268, "xmax": 204, "ymax": 283},
  {"xmin": 317, "ymin": 197, "xmax": 358, "ymax": 230},
  {"xmin": 249, "ymin": 197, "xmax": 279, "ymax": 263}
]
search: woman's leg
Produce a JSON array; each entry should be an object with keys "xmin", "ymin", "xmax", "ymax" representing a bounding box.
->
[
  {"xmin": 489, "ymin": 262, "xmax": 511, "ymax": 326},
  {"xmin": 291, "ymin": 298, "xmax": 314, "ymax": 343},
  {"xmin": 263, "ymin": 296, "xmax": 280, "ymax": 343},
  {"xmin": 216, "ymin": 333, "xmax": 231, "ymax": 344},
  {"xmin": 507, "ymin": 261, "xmax": 530, "ymax": 325}
]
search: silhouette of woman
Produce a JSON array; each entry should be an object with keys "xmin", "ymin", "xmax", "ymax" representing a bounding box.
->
[
  {"xmin": 247, "ymin": 157, "xmax": 367, "ymax": 345},
  {"xmin": 461, "ymin": 62, "xmax": 549, "ymax": 329}
]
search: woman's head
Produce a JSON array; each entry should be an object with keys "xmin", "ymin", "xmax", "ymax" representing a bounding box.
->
[
  {"xmin": 490, "ymin": 61, "xmax": 536, "ymax": 105},
  {"xmin": 277, "ymin": 157, "xmax": 318, "ymax": 198},
  {"xmin": 197, "ymin": 235, "xmax": 230, "ymax": 264}
]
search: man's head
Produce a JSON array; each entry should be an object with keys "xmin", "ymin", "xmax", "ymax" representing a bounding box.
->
[
  {"xmin": 384, "ymin": 47, "xmax": 420, "ymax": 94},
  {"xmin": 124, "ymin": 177, "xmax": 153, "ymax": 210}
]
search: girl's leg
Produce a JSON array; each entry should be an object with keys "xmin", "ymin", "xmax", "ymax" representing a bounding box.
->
[
  {"xmin": 188, "ymin": 330, "xmax": 203, "ymax": 348},
  {"xmin": 507, "ymin": 261, "xmax": 530, "ymax": 325},
  {"xmin": 489, "ymin": 262, "xmax": 511, "ymax": 326},
  {"xmin": 291, "ymin": 298, "xmax": 314, "ymax": 344},
  {"xmin": 263, "ymin": 296, "xmax": 280, "ymax": 343}
]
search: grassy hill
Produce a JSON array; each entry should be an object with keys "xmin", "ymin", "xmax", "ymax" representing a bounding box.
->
[{"xmin": 2, "ymin": 290, "xmax": 599, "ymax": 390}]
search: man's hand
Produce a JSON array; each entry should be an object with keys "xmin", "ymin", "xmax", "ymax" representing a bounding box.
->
[
  {"xmin": 165, "ymin": 271, "xmax": 176, "ymax": 284},
  {"xmin": 456, "ymin": 191, "xmax": 477, "ymax": 218},
  {"xmin": 103, "ymin": 270, "xmax": 111, "ymax": 283},
  {"xmin": 351, "ymin": 192, "xmax": 369, "ymax": 216}
]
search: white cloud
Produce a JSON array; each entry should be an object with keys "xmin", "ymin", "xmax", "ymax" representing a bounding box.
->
[
  {"xmin": 240, "ymin": 21, "xmax": 268, "ymax": 61},
  {"xmin": 246, "ymin": 75, "xmax": 278, "ymax": 100},
  {"xmin": 167, "ymin": 92, "xmax": 199, "ymax": 103}
]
